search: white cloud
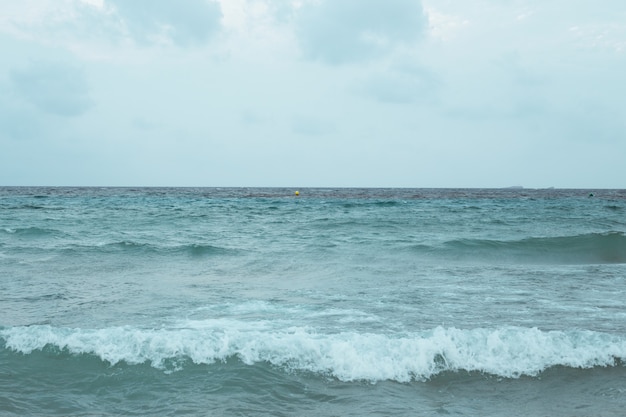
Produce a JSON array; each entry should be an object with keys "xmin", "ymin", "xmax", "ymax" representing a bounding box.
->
[
  {"xmin": 10, "ymin": 61, "xmax": 92, "ymax": 117},
  {"xmin": 108, "ymin": 0, "xmax": 223, "ymax": 46},
  {"xmin": 291, "ymin": 114, "xmax": 336, "ymax": 135},
  {"xmin": 295, "ymin": 0, "xmax": 426, "ymax": 64},
  {"xmin": 356, "ymin": 63, "xmax": 440, "ymax": 104},
  {"xmin": 0, "ymin": 0, "xmax": 223, "ymax": 51}
]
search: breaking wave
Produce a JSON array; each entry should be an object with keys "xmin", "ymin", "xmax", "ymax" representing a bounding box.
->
[{"xmin": 2, "ymin": 324, "xmax": 624, "ymax": 382}]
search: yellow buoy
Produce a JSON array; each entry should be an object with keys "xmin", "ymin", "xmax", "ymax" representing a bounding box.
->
[{"xmin": 295, "ymin": 191, "xmax": 300, "ymax": 196}]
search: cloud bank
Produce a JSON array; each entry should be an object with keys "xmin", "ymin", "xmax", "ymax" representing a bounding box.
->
[{"xmin": 0, "ymin": 0, "xmax": 625, "ymax": 187}]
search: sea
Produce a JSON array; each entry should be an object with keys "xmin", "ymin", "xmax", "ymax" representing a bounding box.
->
[{"xmin": 1, "ymin": 186, "xmax": 625, "ymax": 416}]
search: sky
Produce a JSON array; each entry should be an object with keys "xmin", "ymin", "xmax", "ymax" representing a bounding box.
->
[{"xmin": 1, "ymin": 0, "xmax": 625, "ymax": 188}]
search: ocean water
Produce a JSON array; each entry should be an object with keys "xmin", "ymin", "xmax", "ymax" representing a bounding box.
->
[{"xmin": 1, "ymin": 186, "xmax": 625, "ymax": 416}]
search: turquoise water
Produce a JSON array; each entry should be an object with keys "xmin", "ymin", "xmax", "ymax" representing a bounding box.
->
[{"xmin": 1, "ymin": 187, "xmax": 625, "ymax": 416}]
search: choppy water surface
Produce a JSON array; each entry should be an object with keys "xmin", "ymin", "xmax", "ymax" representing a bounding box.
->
[{"xmin": 1, "ymin": 187, "xmax": 625, "ymax": 416}]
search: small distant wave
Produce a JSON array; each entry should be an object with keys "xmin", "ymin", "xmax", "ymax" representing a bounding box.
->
[
  {"xmin": 422, "ymin": 232, "xmax": 626, "ymax": 264},
  {"xmin": 186, "ymin": 243, "xmax": 234, "ymax": 257},
  {"xmin": 1, "ymin": 227, "xmax": 63, "ymax": 237},
  {"xmin": 371, "ymin": 201, "xmax": 403, "ymax": 208},
  {"xmin": 1, "ymin": 324, "xmax": 624, "ymax": 382},
  {"xmin": 340, "ymin": 200, "xmax": 403, "ymax": 209},
  {"xmin": 91, "ymin": 241, "xmax": 236, "ymax": 257},
  {"xmin": 2, "ymin": 238, "xmax": 236, "ymax": 258},
  {"xmin": 3, "ymin": 203, "xmax": 66, "ymax": 211}
]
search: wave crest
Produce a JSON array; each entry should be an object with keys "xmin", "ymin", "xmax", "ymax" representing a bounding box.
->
[
  {"xmin": 432, "ymin": 232, "xmax": 626, "ymax": 264},
  {"xmin": 2, "ymin": 324, "xmax": 624, "ymax": 382}
]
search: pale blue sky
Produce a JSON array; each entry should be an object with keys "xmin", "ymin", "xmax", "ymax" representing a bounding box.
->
[{"xmin": 1, "ymin": 0, "xmax": 625, "ymax": 187}]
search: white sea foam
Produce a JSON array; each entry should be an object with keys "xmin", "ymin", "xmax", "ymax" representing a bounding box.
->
[{"xmin": 2, "ymin": 324, "xmax": 624, "ymax": 382}]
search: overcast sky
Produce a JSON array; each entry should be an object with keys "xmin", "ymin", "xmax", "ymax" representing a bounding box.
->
[{"xmin": 1, "ymin": 0, "xmax": 625, "ymax": 188}]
